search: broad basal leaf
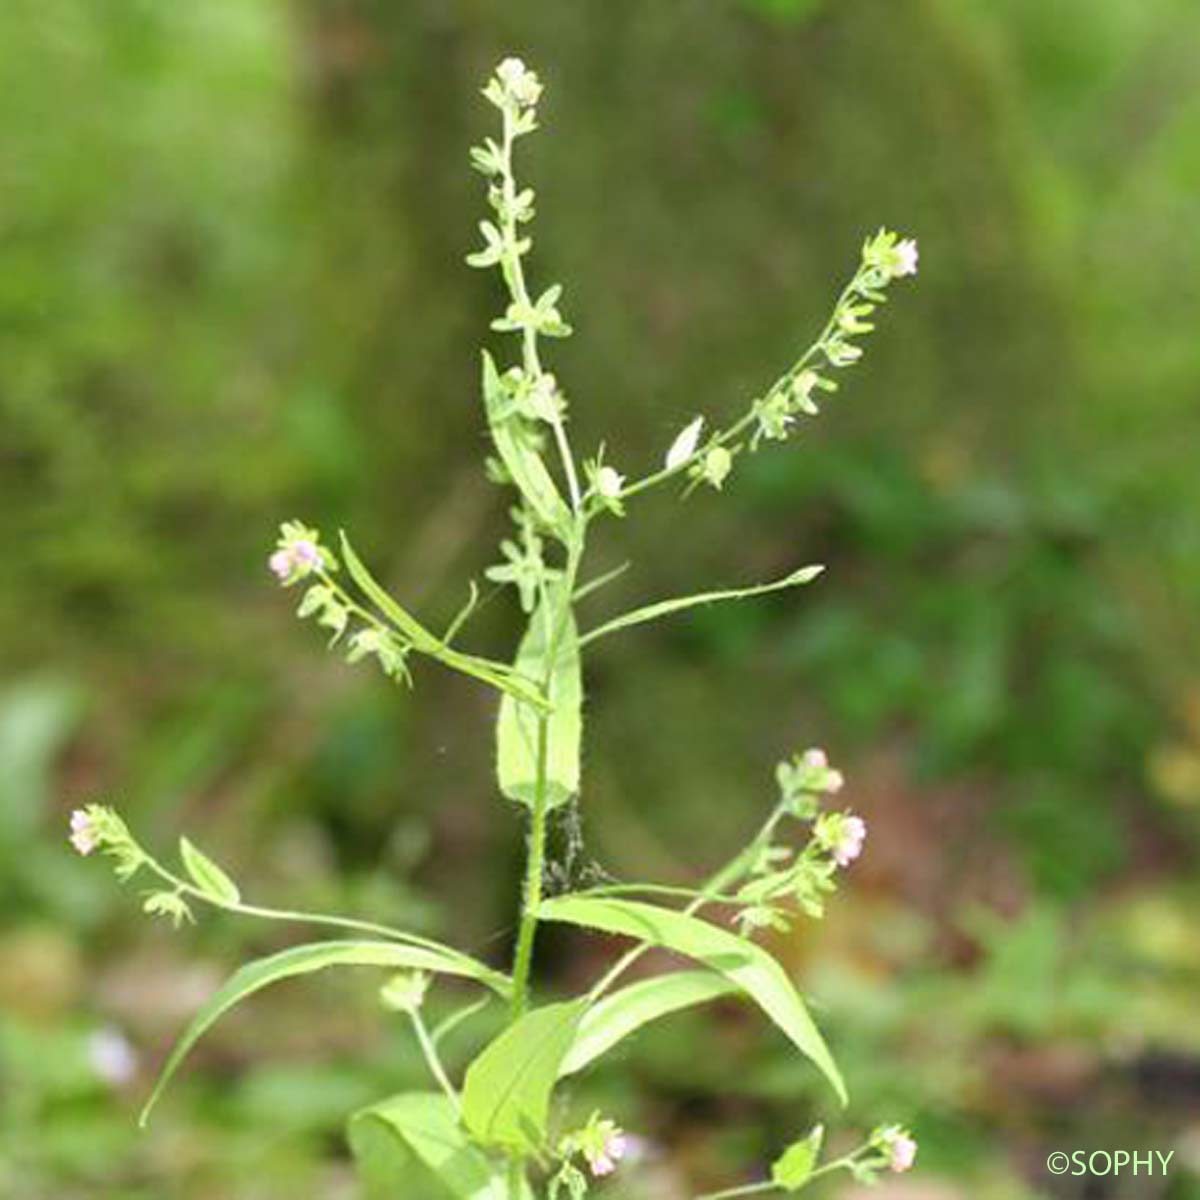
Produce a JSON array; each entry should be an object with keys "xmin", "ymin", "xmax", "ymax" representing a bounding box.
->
[
  {"xmin": 349, "ymin": 1092, "xmax": 509, "ymax": 1200},
  {"xmin": 497, "ymin": 585, "xmax": 581, "ymax": 811},
  {"xmin": 141, "ymin": 939, "xmax": 510, "ymax": 1125},
  {"xmin": 538, "ymin": 896, "xmax": 846, "ymax": 1103},
  {"xmin": 560, "ymin": 970, "xmax": 736, "ymax": 1077},
  {"xmin": 461, "ymin": 1000, "xmax": 584, "ymax": 1152}
]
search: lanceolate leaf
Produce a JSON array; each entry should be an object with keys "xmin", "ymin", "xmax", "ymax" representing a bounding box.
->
[
  {"xmin": 578, "ymin": 565, "xmax": 824, "ymax": 648},
  {"xmin": 481, "ymin": 350, "xmax": 570, "ymax": 534},
  {"xmin": 538, "ymin": 896, "xmax": 846, "ymax": 1103},
  {"xmin": 496, "ymin": 584, "xmax": 582, "ymax": 811},
  {"xmin": 461, "ymin": 1000, "xmax": 584, "ymax": 1152},
  {"xmin": 179, "ymin": 836, "xmax": 240, "ymax": 905},
  {"xmin": 349, "ymin": 1092, "xmax": 511, "ymax": 1200},
  {"xmin": 140, "ymin": 940, "xmax": 510, "ymax": 1126},
  {"xmin": 339, "ymin": 532, "xmax": 547, "ymax": 710},
  {"xmin": 560, "ymin": 970, "xmax": 737, "ymax": 1077}
]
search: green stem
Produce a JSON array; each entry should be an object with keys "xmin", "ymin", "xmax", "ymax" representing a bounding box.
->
[
  {"xmin": 143, "ymin": 859, "xmax": 471, "ymax": 960},
  {"xmin": 589, "ymin": 803, "xmax": 789, "ymax": 1001},
  {"xmin": 509, "ymin": 709, "xmax": 551, "ymax": 1019},
  {"xmin": 410, "ymin": 1009, "xmax": 460, "ymax": 1113},
  {"xmin": 693, "ymin": 1152, "xmax": 863, "ymax": 1200},
  {"xmin": 499, "ymin": 105, "xmax": 583, "ymax": 513},
  {"xmin": 619, "ymin": 271, "xmax": 865, "ymax": 503},
  {"xmin": 694, "ymin": 1183, "xmax": 777, "ymax": 1200},
  {"xmin": 509, "ymin": 529, "xmax": 586, "ymax": 1020}
]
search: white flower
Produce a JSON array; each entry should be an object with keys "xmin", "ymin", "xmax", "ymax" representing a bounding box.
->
[
  {"xmin": 69, "ymin": 808, "xmax": 97, "ymax": 855},
  {"xmin": 894, "ymin": 238, "xmax": 919, "ymax": 277},
  {"xmin": 665, "ymin": 416, "xmax": 704, "ymax": 470},
  {"xmin": 495, "ymin": 57, "xmax": 542, "ymax": 107},
  {"xmin": 596, "ymin": 466, "xmax": 625, "ymax": 499},
  {"xmin": 88, "ymin": 1027, "xmax": 139, "ymax": 1086}
]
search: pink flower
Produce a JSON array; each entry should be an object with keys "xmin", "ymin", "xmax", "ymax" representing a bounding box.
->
[
  {"xmin": 802, "ymin": 749, "xmax": 828, "ymax": 770},
  {"xmin": 584, "ymin": 1124, "xmax": 628, "ymax": 1178},
  {"xmin": 886, "ymin": 1131, "xmax": 917, "ymax": 1172},
  {"xmin": 69, "ymin": 808, "xmax": 97, "ymax": 856},
  {"xmin": 831, "ymin": 814, "xmax": 866, "ymax": 867},
  {"xmin": 268, "ymin": 549, "xmax": 293, "ymax": 581},
  {"xmin": 292, "ymin": 539, "xmax": 322, "ymax": 569}
]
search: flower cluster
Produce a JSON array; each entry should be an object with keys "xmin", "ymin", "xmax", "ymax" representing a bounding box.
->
[
  {"xmin": 862, "ymin": 1125, "xmax": 918, "ymax": 1178},
  {"xmin": 269, "ymin": 521, "xmax": 335, "ymax": 585},
  {"xmin": 551, "ymin": 1113, "xmax": 631, "ymax": 1196},
  {"xmin": 483, "ymin": 57, "xmax": 543, "ymax": 113},
  {"xmin": 733, "ymin": 749, "xmax": 866, "ymax": 932},
  {"xmin": 67, "ymin": 805, "xmax": 144, "ymax": 879}
]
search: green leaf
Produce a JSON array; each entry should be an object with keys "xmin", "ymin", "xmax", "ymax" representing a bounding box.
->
[
  {"xmin": 560, "ymin": 970, "xmax": 737, "ymax": 1077},
  {"xmin": 339, "ymin": 533, "xmax": 434, "ymax": 650},
  {"xmin": 578, "ymin": 565, "xmax": 824, "ymax": 648},
  {"xmin": 771, "ymin": 1124, "xmax": 825, "ymax": 1191},
  {"xmin": 538, "ymin": 896, "xmax": 846, "ymax": 1103},
  {"xmin": 179, "ymin": 836, "xmax": 240, "ymax": 905},
  {"xmin": 340, "ymin": 532, "xmax": 548, "ymax": 710},
  {"xmin": 481, "ymin": 350, "xmax": 570, "ymax": 534},
  {"xmin": 349, "ymin": 1092, "xmax": 510, "ymax": 1200},
  {"xmin": 496, "ymin": 584, "xmax": 581, "ymax": 811},
  {"xmin": 461, "ymin": 1000, "xmax": 584, "ymax": 1152},
  {"xmin": 140, "ymin": 940, "xmax": 510, "ymax": 1126}
]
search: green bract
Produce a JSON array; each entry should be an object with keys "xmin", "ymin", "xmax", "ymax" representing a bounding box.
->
[{"xmin": 79, "ymin": 55, "xmax": 919, "ymax": 1200}]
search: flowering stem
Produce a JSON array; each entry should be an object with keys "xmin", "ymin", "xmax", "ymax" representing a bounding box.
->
[
  {"xmin": 618, "ymin": 271, "xmax": 867, "ymax": 502},
  {"xmin": 498, "ymin": 104, "xmax": 583, "ymax": 514},
  {"xmin": 692, "ymin": 1151, "xmax": 866, "ymax": 1199},
  {"xmin": 409, "ymin": 1008, "xmax": 460, "ymax": 1113},
  {"xmin": 141, "ymin": 858, "xmax": 474, "ymax": 961}
]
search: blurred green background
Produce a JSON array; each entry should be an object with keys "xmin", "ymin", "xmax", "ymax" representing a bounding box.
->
[{"xmin": 3, "ymin": 1, "xmax": 1199, "ymax": 1197}]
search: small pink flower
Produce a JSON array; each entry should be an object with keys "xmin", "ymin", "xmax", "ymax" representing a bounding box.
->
[
  {"xmin": 268, "ymin": 549, "xmax": 293, "ymax": 581},
  {"xmin": 826, "ymin": 768, "xmax": 845, "ymax": 794},
  {"xmin": 802, "ymin": 749, "xmax": 828, "ymax": 770},
  {"xmin": 292, "ymin": 540, "xmax": 322, "ymax": 569},
  {"xmin": 69, "ymin": 808, "xmax": 97, "ymax": 856},
  {"xmin": 886, "ymin": 1132, "xmax": 917, "ymax": 1173},
  {"xmin": 832, "ymin": 814, "xmax": 866, "ymax": 867},
  {"xmin": 585, "ymin": 1125, "xmax": 628, "ymax": 1178},
  {"xmin": 894, "ymin": 239, "xmax": 919, "ymax": 277}
]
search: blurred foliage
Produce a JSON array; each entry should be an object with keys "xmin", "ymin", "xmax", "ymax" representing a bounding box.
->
[{"xmin": 2, "ymin": 0, "xmax": 1199, "ymax": 1196}]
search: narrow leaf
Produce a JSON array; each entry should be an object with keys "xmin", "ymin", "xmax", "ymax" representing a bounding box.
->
[
  {"xmin": 481, "ymin": 350, "xmax": 570, "ymax": 534},
  {"xmin": 461, "ymin": 1000, "xmax": 584, "ymax": 1152},
  {"xmin": 538, "ymin": 896, "xmax": 846, "ymax": 1103},
  {"xmin": 578, "ymin": 565, "xmax": 824, "ymax": 648},
  {"xmin": 141, "ymin": 940, "xmax": 509, "ymax": 1126},
  {"xmin": 339, "ymin": 533, "xmax": 434, "ymax": 649},
  {"xmin": 497, "ymin": 584, "xmax": 581, "ymax": 811},
  {"xmin": 349, "ymin": 1092, "xmax": 509, "ymax": 1200},
  {"xmin": 179, "ymin": 836, "xmax": 240, "ymax": 905},
  {"xmin": 560, "ymin": 970, "xmax": 737, "ymax": 1077}
]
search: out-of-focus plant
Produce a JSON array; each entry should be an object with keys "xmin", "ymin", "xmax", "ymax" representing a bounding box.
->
[{"xmin": 73, "ymin": 58, "xmax": 920, "ymax": 1198}]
